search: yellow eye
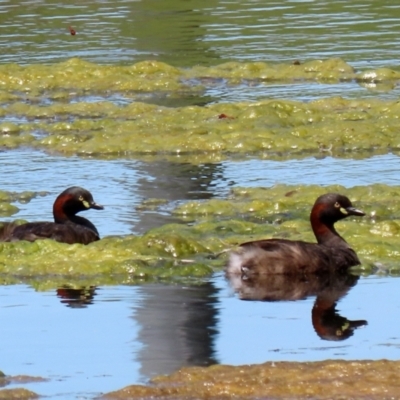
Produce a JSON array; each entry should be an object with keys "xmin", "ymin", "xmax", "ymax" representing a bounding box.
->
[
  {"xmin": 79, "ymin": 195, "xmax": 84, "ymax": 201},
  {"xmin": 334, "ymin": 202, "xmax": 340, "ymax": 208}
]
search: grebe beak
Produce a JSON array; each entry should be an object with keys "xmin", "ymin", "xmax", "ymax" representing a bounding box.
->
[
  {"xmin": 345, "ymin": 206, "xmax": 365, "ymax": 217},
  {"xmin": 90, "ymin": 201, "xmax": 104, "ymax": 210}
]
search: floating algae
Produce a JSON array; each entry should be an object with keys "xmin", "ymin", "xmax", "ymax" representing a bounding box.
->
[
  {"xmin": 4, "ymin": 96, "xmax": 399, "ymax": 158},
  {"xmin": 1, "ymin": 58, "xmax": 400, "ymax": 159},
  {"xmin": 1, "ymin": 58, "xmax": 399, "ymax": 95},
  {"xmin": 171, "ymin": 183, "xmax": 400, "ymax": 274},
  {"xmin": 0, "ymin": 190, "xmax": 44, "ymax": 217},
  {"xmin": 0, "ymin": 184, "xmax": 400, "ymax": 288}
]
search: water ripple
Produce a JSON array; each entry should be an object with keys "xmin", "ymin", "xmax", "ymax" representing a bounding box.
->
[{"xmin": 2, "ymin": 150, "xmax": 400, "ymax": 236}]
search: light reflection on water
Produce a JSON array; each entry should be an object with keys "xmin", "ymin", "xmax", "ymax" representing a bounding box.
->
[
  {"xmin": 2, "ymin": 274, "xmax": 400, "ymax": 399},
  {"xmin": 3, "ymin": 150, "xmax": 399, "ymax": 397},
  {"xmin": 1, "ymin": 284, "xmax": 142, "ymax": 398},
  {"xmin": 215, "ymin": 273, "xmax": 400, "ymax": 364},
  {"xmin": 2, "ymin": 150, "xmax": 399, "ymax": 236},
  {"xmin": 220, "ymin": 153, "xmax": 400, "ymax": 188},
  {"xmin": 0, "ymin": 0, "xmax": 400, "ymax": 105},
  {"xmin": 207, "ymin": 81, "xmax": 400, "ymax": 103},
  {"xmin": 1, "ymin": 150, "xmax": 398, "ymax": 399},
  {"xmin": 0, "ymin": 0, "xmax": 400, "ymax": 103},
  {"xmin": 1, "ymin": 0, "xmax": 400, "ymax": 70}
]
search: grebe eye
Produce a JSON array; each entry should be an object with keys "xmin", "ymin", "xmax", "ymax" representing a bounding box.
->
[
  {"xmin": 79, "ymin": 195, "xmax": 84, "ymax": 201},
  {"xmin": 334, "ymin": 202, "xmax": 340, "ymax": 208}
]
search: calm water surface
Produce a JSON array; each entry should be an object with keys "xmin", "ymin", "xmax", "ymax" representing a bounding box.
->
[
  {"xmin": 1, "ymin": 150, "xmax": 400, "ymax": 399},
  {"xmin": 2, "ymin": 150, "xmax": 400, "ymax": 235},
  {"xmin": 2, "ymin": 275, "xmax": 400, "ymax": 398},
  {"xmin": 1, "ymin": 0, "xmax": 400, "ymax": 398}
]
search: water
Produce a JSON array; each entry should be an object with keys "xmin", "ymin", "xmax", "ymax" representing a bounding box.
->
[
  {"xmin": 1, "ymin": 149, "xmax": 400, "ymax": 398},
  {"xmin": 0, "ymin": 0, "xmax": 399, "ymax": 398},
  {"xmin": 2, "ymin": 275, "xmax": 400, "ymax": 398},
  {"xmin": 1, "ymin": 285, "xmax": 141, "ymax": 398},
  {"xmin": 1, "ymin": 0, "xmax": 400, "ymax": 70},
  {"xmin": 2, "ymin": 150, "xmax": 400, "ymax": 235}
]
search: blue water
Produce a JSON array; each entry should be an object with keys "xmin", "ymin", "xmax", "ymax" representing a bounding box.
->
[
  {"xmin": 2, "ymin": 150, "xmax": 400, "ymax": 236},
  {"xmin": 2, "ymin": 274, "xmax": 400, "ymax": 398}
]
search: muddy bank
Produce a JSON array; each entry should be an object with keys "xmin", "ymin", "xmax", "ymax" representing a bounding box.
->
[{"xmin": 101, "ymin": 359, "xmax": 400, "ymax": 399}]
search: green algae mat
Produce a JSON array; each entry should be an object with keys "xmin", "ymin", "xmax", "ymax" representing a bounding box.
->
[
  {"xmin": 1, "ymin": 58, "xmax": 400, "ymax": 285},
  {"xmin": 1, "ymin": 183, "xmax": 400, "ymax": 288},
  {"xmin": 1, "ymin": 58, "xmax": 400, "ymax": 399},
  {"xmin": 1, "ymin": 58, "xmax": 400, "ymax": 159}
]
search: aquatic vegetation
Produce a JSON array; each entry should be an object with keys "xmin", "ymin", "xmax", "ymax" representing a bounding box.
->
[
  {"xmin": 0, "ymin": 58, "xmax": 399, "ymax": 96},
  {"xmin": 2, "ymin": 96, "xmax": 397, "ymax": 157},
  {"xmin": 0, "ymin": 190, "xmax": 43, "ymax": 217},
  {"xmin": 172, "ymin": 183, "xmax": 400, "ymax": 274},
  {"xmin": 0, "ymin": 184, "xmax": 400, "ymax": 286},
  {"xmin": 1, "ymin": 60, "xmax": 400, "ymax": 282},
  {"xmin": 0, "ymin": 58, "xmax": 400, "ymax": 159}
]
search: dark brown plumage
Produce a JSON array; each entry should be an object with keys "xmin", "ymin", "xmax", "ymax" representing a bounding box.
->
[
  {"xmin": 226, "ymin": 193, "xmax": 365, "ymax": 275},
  {"xmin": 0, "ymin": 186, "xmax": 103, "ymax": 245}
]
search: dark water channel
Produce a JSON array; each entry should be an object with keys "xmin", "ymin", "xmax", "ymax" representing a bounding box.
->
[{"xmin": 1, "ymin": 0, "xmax": 400, "ymax": 398}]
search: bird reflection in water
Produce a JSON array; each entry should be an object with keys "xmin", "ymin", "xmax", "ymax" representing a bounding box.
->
[
  {"xmin": 227, "ymin": 272, "xmax": 367, "ymax": 341},
  {"xmin": 311, "ymin": 277, "xmax": 367, "ymax": 341},
  {"xmin": 56, "ymin": 285, "xmax": 97, "ymax": 308}
]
